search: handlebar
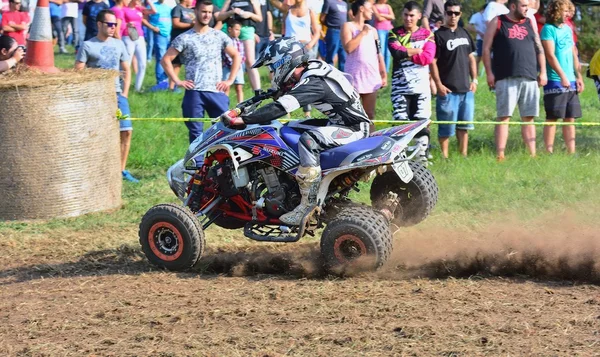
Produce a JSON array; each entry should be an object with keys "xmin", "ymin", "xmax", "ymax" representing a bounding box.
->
[{"xmin": 235, "ymin": 88, "xmax": 278, "ymax": 112}]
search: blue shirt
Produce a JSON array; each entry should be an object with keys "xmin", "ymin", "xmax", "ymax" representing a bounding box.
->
[
  {"xmin": 149, "ymin": 2, "xmax": 173, "ymax": 38},
  {"xmin": 541, "ymin": 23, "xmax": 576, "ymax": 83},
  {"xmin": 49, "ymin": 2, "xmax": 61, "ymax": 18},
  {"xmin": 82, "ymin": 1, "xmax": 110, "ymax": 40}
]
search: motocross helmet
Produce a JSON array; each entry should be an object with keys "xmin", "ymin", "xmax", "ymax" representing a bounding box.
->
[{"xmin": 252, "ymin": 37, "xmax": 310, "ymax": 91}]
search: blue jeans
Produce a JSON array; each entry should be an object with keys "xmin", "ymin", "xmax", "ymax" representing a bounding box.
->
[
  {"xmin": 145, "ymin": 27, "xmax": 154, "ymax": 61},
  {"xmin": 182, "ymin": 90, "xmax": 230, "ymax": 143},
  {"xmin": 377, "ymin": 29, "xmax": 391, "ymax": 72},
  {"xmin": 154, "ymin": 33, "xmax": 170, "ymax": 83},
  {"xmin": 436, "ymin": 92, "xmax": 475, "ymax": 137},
  {"xmin": 325, "ymin": 28, "xmax": 346, "ymax": 72}
]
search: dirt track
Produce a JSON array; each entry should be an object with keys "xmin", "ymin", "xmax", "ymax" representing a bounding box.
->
[{"xmin": 1, "ymin": 219, "xmax": 599, "ymax": 356}]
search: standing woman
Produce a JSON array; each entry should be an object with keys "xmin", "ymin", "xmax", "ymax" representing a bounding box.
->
[
  {"xmin": 282, "ymin": 0, "xmax": 320, "ymax": 117},
  {"xmin": 216, "ymin": 0, "xmax": 263, "ymax": 95},
  {"xmin": 113, "ymin": 0, "xmax": 156, "ymax": 93},
  {"xmin": 372, "ymin": 0, "xmax": 394, "ymax": 71},
  {"xmin": 341, "ymin": 0, "xmax": 386, "ymax": 121}
]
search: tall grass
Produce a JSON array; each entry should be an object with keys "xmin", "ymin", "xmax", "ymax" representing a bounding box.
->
[{"xmin": 0, "ymin": 50, "xmax": 598, "ymax": 234}]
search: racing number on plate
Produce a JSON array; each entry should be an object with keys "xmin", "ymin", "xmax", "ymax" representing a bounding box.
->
[{"xmin": 392, "ymin": 161, "xmax": 413, "ymax": 183}]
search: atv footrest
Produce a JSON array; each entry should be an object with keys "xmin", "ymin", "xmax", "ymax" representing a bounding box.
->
[{"xmin": 243, "ymin": 223, "xmax": 301, "ymax": 242}]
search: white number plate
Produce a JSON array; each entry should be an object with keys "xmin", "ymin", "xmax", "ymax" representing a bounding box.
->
[{"xmin": 392, "ymin": 161, "xmax": 413, "ymax": 183}]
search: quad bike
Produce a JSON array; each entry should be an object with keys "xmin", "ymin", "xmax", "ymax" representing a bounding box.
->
[{"xmin": 139, "ymin": 90, "xmax": 438, "ymax": 272}]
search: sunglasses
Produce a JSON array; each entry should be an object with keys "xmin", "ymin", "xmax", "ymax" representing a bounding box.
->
[
  {"xmin": 103, "ymin": 22, "xmax": 117, "ymax": 28},
  {"xmin": 445, "ymin": 11, "xmax": 461, "ymax": 16}
]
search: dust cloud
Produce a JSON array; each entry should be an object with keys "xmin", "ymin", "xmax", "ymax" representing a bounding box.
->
[{"xmin": 199, "ymin": 214, "xmax": 600, "ymax": 283}]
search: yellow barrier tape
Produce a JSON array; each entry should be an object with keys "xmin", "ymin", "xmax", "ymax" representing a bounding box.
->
[{"xmin": 122, "ymin": 117, "xmax": 600, "ymax": 126}]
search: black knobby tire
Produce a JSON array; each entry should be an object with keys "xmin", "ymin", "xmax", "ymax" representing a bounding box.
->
[
  {"xmin": 320, "ymin": 206, "xmax": 393, "ymax": 271},
  {"xmin": 370, "ymin": 161, "xmax": 438, "ymax": 227},
  {"xmin": 139, "ymin": 203, "xmax": 205, "ymax": 271}
]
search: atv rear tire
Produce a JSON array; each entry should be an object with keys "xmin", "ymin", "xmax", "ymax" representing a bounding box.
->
[
  {"xmin": 320, "ymin": 206, "xmax": 393, "ymax": 271},
  {"xmin": 370, "ymin": 161, "xmax": 438, "ymax": 227},
  {"xmin": 139, "ymin": 203, "xmax": 205, "ymax": 271}
]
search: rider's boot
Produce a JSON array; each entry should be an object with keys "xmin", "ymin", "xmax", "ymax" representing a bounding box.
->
[
  {"xmin": 416, "ymin": 135, "xmax": 430, "ymax": 166},
  {"xmin": 279, "ymin": 166, "xmax": 321, "ymax": 226}
]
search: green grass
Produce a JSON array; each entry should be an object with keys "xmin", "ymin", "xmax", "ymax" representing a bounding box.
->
[{"xmin": 1, "ymin": 49, "xmax": 599, "ymax": 235}]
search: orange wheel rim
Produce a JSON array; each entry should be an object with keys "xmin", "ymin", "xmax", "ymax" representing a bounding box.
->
[
  {"xmin": 148, "ymin": 222, "xmax": 184, "ymax": 262},
  {"xmin": 333, "ymin": 234, "xmax": 367, "ymax": 263}
]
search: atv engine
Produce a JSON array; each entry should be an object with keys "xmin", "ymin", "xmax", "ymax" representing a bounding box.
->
[{"xmin": 257, "ymin": 167, "xmax": 299, "ymax": 217}]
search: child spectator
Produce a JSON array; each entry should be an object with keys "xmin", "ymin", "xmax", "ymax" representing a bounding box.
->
[{"xmin": 222, "ymin": 19, "xmax": 245, "ymax": 103}]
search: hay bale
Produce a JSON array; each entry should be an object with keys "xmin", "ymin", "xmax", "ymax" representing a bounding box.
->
[{"xmin": 0, "ymin": 69, "xmax": 122, "ymax": 220}]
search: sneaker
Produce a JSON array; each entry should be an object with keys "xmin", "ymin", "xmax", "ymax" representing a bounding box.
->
[
  {"xmin": 149, "ymin": 80, "xmax": 169, "ymax": 92},
  {"xmin": 59, "ymin": 47, "xmax": 68, "ymax": 54},
  {"xmin": 122, "ymin": 170, "xmax": 140, "ymax": 183},
  {"xmin": 172, "ymin": 87, "xmax": 183, "ymax": 94}
]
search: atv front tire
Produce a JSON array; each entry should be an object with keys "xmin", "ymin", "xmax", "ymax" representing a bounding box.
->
[
  {"xmin": 370, "ymin": 161, "xmax": 438, "ymax": 227},
  {"xmin": 320, "ymin": 206, "xmax": 393, "ymax": 271},
  {"xmin": 139, "ymin": 203, "xmax": 205, "ymax": 271}
]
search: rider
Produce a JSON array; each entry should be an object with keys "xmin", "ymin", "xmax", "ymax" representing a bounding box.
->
[{"xmin": 222, "ymin": 37, "xmax": 372, "ymax": 226}]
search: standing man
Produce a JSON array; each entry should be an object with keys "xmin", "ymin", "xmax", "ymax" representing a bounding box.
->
[
  {"xmin": 255, "ymin": 0, "xmax": 274, "ymax": 56},
  {"xmin": 169, "ymin": 0, "xmax": 194, "ymax": 91},
  {"xmin": 75, "ymin": 9, "xmax": 139, "ymax": 182},
  {"xmin": 1, "ymin": 0, "xmax": 30, "ymax": 46},
  {"xmin": 540, "ymin": 0, "xmax": 583, "ymax": 154},
  {"xmin": 483, "ymin": 0, "xmax": 547, "ymax": 160},
  {"xmin": 421, "ymin": 0, "xmax": 443, "ymax": 31},
  {"xmin": 161, "ymin": 0, "xmax": 241, "ymax": 144},
  {"xmin": 147, "ymin": 0, "xmax": 173, "ymax": 91},
  {"xmin": 430, "ymin": 0, "xmax": 477, "ymax": 159},
  {"xmin": 50, "ymin": 0, "xmax": 67, "ymax": 53},
  {"xmin": 388, "ymin": 1, "xmax": 436, "ymax": 164},
  {"xmin": 467, "ymin": 4, "xmax": 486, "ymax": 75},
  {"xmin": 82, "ymin": 0, "xmax": 109, "ymax": 41},
  {"xmin": 320, "ymin": 0, "xmax": 347, "ymax": 71}
]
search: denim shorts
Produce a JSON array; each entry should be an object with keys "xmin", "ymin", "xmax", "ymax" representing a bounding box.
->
[
  {"xmin": 476, "ymin": 39, "xmax": 483, "ymax": 57},
  {"xmin": 117, "ymin": 94, "xmax": 133, "ymax": 132},
  {"xmin": 436, "ymin": 92, "xmax": 475, "ymax": 137},
  {"xmin": 223, "ymin": 63, "xmax": 245, "ymax": 85}
]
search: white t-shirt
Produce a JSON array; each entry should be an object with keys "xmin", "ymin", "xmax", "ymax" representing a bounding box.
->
[
  {"xmin": 61, "ymin": 2, "xmax": 79, "ymax": 18},
  {"xmin": 307, "ymin": 0, "xmax": 324, "ymax": 14},
  {"xmin": 469, "ymin": 11, "xmax": 486, "ymax": 40},
  {"xmin": 483, "ymin": 1, "xmax": 509, "ymax": 23}
]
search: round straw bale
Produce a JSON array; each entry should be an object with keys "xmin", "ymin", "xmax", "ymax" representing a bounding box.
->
[{"xmin": 0, "ymin": 69, "xmax": 122, "ymax": 220}]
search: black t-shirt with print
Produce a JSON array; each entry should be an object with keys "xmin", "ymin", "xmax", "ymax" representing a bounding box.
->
[
  {"xmin": 255, "ymin": 0, "xmax": 272, "ymax": 38},
  {"xmin": 434, "ymin": 26, "xmax": 475, "ymax": 93}
]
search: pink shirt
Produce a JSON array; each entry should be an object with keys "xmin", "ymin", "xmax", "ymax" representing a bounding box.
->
[
  {"xmin": 123, "ymin": 6, "xmax": 145, "ymax": 38},
  {"xmin": 1, "ymin": 11, "xmax": 30, "ymax": 45},
  {"xmin": 112, "ymin": 5, "xmax": 145, "ymax": 38},
  {"xmin": 374, "ymin": 4, "xmax": 393, "ymax": 31}
]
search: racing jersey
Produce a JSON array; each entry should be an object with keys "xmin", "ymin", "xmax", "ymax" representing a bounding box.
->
[{"xmin": 387, "ymin": 26, "xmax": 436, "ymax": 94}]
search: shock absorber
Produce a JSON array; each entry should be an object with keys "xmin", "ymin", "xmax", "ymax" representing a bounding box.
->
[
  {"xmin": 187, "ymin": 165, "xmax": 209, "ymax": 212},
  {"xmin": 337, "ymin": 170, "xmax": 364, "ymax": 190}
]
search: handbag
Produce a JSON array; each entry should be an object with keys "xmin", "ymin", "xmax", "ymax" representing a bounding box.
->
[{"xmin": 127, "ymin": 24, "xmax": 140, "ymax": 41}]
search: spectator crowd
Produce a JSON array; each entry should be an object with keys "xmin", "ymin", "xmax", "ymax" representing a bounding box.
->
[{"xmin": 1, "ymin": 0, "xmax": 600, "ymax": 181}]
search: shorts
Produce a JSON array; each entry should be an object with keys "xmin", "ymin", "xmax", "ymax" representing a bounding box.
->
[
  {"xmin": 172, "ymin": 54, "xmax": 182, "ymax": 66},
  {"xmin": 239, "ymin": 26, "xmax": 255, "ymax": 41},
  {"xmin": 223, "ymin": 63, "xmax": 245, "ymax": 85},
  {"xmin": 476, "ymin": 39, "xmax": 483, "ymax": 57},
  {"xmin": 436, "ymin": 92, "xmax": 475, "ymax": 137},
  {"xmin": 543, "ymin": 90, "xmax": 582, "ymax": 119},
  {"xmin": 117, "ymin": 94, "xmax": 133, "ymax": 132},
  {"xmin": 495, "ymin": 77, "xmax": 540, "ymax": 118}
]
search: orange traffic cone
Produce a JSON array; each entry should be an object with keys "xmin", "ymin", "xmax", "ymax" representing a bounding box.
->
[{"xmin": 24, "ymin": 0, "xmax": 59, "ymax": 73}]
